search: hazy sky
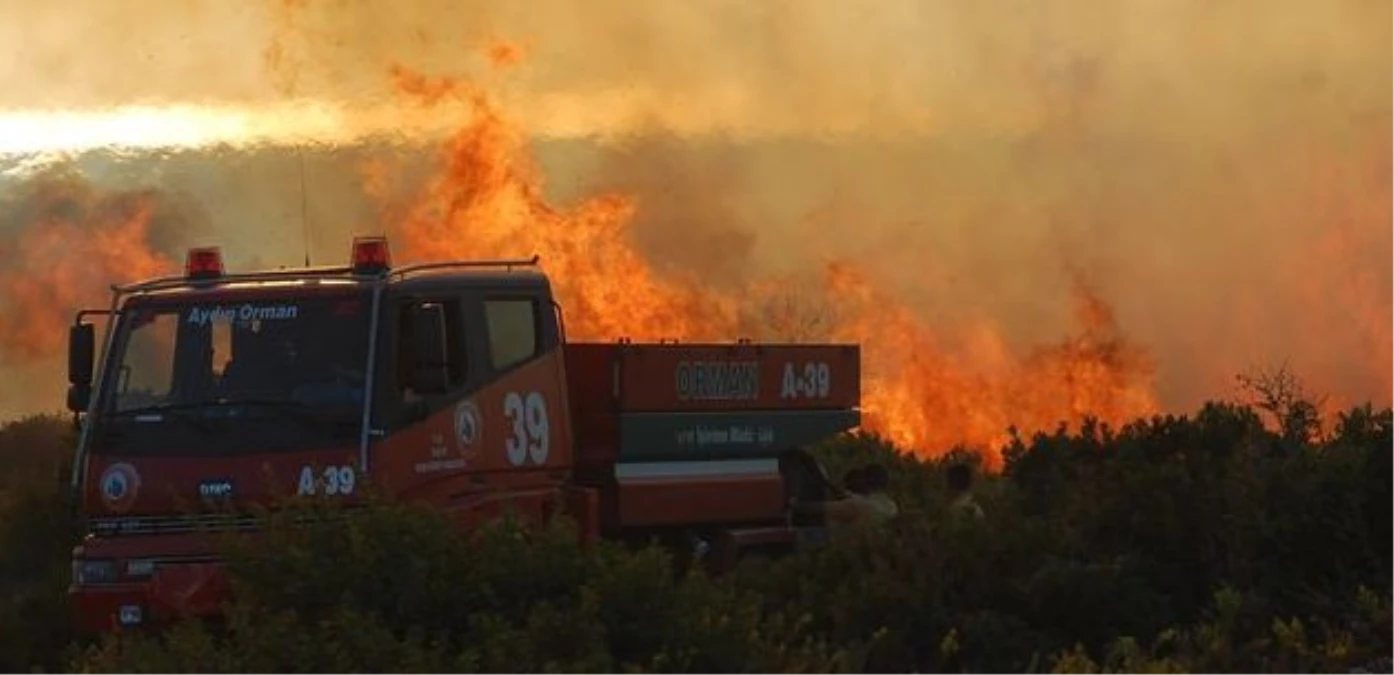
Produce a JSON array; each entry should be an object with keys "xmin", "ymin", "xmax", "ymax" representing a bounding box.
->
[{"xmin": 2, "ymin": 0, "xmax": 1383, "ymax": 136}]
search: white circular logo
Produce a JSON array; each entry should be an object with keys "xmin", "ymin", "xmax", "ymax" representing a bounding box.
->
[{"xmin": 454, "ymin": 400, "xmax": 481, "ymax": 453}]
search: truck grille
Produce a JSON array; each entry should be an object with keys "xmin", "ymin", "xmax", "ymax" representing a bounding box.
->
[
  {"xmin": 89, "ymin": 513, "xmax": 263, "ymax": 536},
  {"xmin": 88, "ymin": 507, "xmax": 365, "ymax": 537}
]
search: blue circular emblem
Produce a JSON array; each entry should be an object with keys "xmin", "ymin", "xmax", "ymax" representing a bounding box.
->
[{"xmin": 99, "ymin": 463, "xmax": 141, "ymax": 512}]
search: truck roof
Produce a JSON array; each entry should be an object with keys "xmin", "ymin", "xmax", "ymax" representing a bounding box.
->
[
  {"xmin": 116, "ymin": 255, "xmax": 550, "ymax": 301},
  {"xmin": 391, "ymin": 266, "xmax": 550, "ymax": 294}
]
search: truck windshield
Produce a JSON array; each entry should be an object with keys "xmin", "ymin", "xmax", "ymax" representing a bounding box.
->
[{"xmin": 108, "ymin": 294, "xmax": 372, "ymax": 419}]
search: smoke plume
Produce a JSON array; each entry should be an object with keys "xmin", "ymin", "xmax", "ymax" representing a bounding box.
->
[{"xmin": 0, "ymin": 0, "xmax": 1387, "ymax": 452}]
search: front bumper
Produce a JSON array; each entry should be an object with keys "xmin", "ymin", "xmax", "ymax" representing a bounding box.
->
[{"xmin": 69, "ymin": 562, "xmax": 229, "ymax": 636}]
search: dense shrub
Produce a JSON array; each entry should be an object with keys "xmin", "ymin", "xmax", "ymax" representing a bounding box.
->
[
  {"xmin": 0, "ymin": 394, "xmax": 1389, "ymax": 673},
  {"xmin": 0, "ymin": 414, "xmax": 78, "ymax": 673},
  {"xmin": 73, "ymin": 502, "xmax": 844, "ymax": 673}
]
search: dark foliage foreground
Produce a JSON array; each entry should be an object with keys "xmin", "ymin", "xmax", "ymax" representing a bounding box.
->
[{"xmin": 0, "ymin": 398, "xmax": 1389, "ymax": 673}]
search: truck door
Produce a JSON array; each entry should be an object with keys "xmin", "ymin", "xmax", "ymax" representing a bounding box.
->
[
  {"xmin": 466, "ymin": 289, "xmax": 573, "ymax": 473},
  {"xmin": 369, "ymin": 286, "xmax": 573, "ymax": 503}
]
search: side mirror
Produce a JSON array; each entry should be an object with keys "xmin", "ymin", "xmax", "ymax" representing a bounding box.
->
[
  {"xmin": 68, "ymin": 323, "xmax": 95, "ymax": 387},
  {"xmin": 67, "ymin": 323, "xmax": 96, "ymax": 414},
  {"xmin": 407, "ymin": 304, "xmax": 450, "ymax": 395},
  {"xmin": 67, "ymin": 384, "xmax": 91, "ymax": 413}
]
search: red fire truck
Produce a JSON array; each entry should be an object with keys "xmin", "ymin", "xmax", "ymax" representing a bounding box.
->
[{"xmin": 63, "ymin": 236, "xmax": 861, "ymax": 634}]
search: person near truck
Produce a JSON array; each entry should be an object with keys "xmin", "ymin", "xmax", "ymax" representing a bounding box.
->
[
  {"xmin": 791, "ymin": 463, "xmax": 899, "ymax": 532},
  {"xmin": 945, "ymin": 462, "xmax": 985, "ymax": 520}
]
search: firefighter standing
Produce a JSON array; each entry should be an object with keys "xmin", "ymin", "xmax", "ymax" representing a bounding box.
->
[{"xmin": 945, "ymin": 463, "xmax": 985, "ymax": 520}]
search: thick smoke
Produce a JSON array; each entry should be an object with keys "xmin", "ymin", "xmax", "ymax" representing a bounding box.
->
[
  {"xmin": 0, "ymin": 1, "xmax": 274, "ymax": 109},
  {"xmin": 0, "ymin": 0, "xmax": 1388, "ymax": 424},
  {"xmin": 0, "ymin": 163, "xmax": 196, "ymax": 417},
  {"xmin": 7, "ymin": 1, "xmax": 1389, "ymax": 136}
]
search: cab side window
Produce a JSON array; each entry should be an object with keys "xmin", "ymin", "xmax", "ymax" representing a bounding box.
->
[
  {"xmin": 396, "ymin": 298, "xmax": 468, "ymax": 402},
  {"xmin": 484, "ymin": 298, "xmax": 540, "ymax": 372}
]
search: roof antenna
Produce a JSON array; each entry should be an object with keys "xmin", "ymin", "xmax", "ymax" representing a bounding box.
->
[{"xmin": 299, "ymin": 146, "xmax": 311, "ymax": 267}]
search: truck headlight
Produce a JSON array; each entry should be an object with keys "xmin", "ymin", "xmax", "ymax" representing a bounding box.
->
[
  {"xmin": 73, "ymin": 559, "xmax": 118, "ymax": 585},
  {"xmin": 125, "ymin": 558, "xmax": 156, "ymax": 578}
]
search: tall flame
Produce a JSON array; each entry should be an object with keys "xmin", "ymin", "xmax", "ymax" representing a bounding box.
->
[{"xmin": 371, "ymin": 56, "xmax": 1161, "ymax": 465}]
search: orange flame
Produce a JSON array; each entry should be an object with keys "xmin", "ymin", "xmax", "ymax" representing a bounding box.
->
[
  {"xmin": 0, "ymin": 53, "xmax": 1366, "ymax": 465},
  {"xmin": 374, "ymin": 56, "xmax": 735, "ymax": 343},
  {"xmin": 371, "ymin": 55, "xmax": 1162, "ymax": 466},
  {"xmin": 818, "ymin": 261, "xmax": 1158, "ymax": 467}
]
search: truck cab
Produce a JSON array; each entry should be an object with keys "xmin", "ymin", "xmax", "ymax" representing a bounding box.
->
[{"xmin": 64, "ymin": 236, "xmax": 861, "ymax": 634}]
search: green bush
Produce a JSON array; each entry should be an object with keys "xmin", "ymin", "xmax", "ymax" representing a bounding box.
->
[
  {"xmin": 1, "ymin": 394, "xmax": 1390, "ymax": 673},
  {"xmin": 73, "ymin": 501, "xmax": 844, "ymax": 673},
  {"xmin": 0, "ymin": 414, "xmax": 79, "ymax": 673}
]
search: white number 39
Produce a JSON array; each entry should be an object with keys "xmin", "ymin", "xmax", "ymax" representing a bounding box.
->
[{"xmin": 504, "ymin": 391, "xmax": 549, "ymax": 466}]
